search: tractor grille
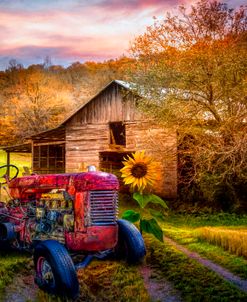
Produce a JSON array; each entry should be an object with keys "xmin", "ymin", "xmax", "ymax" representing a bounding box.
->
[{"xmin": 89, "ymin": 190, "xmax": 118, "ymax": 226}]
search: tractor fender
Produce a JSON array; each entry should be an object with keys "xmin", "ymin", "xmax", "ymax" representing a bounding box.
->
[{"xmin": 0, "ymin": 222, "xmax": 16, "ymax": 241}]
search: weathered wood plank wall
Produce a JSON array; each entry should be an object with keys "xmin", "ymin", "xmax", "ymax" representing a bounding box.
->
[
  {"xmin": 67, "ymin": 83, "xmax": 139, "ymax": 125},
  {"xmin": 65, "ymin": 82, "xmax": 138, "ymax": 173},
  {"xmin": 65, "ymin": 124, "xmax": 109, "ymax": 172},
  {"xmin": 65, "ymin": 82, "xmax": 177, "ymax": 198},
  {"xmin": 125, "ymin": 122, "xmax": 177, "ymax": 198}
]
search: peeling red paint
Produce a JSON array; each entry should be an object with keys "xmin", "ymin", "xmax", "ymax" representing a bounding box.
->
[
  {"xmin": 65, "ymin": 226, "xmax": 118, "ymax": 251},
  {"xmin": 8, "ymin": 172, "xmax": 119, "ymax": 200},
  {"xmin": 4, "ymin": 171, "xmax": 119, "ymax": 252}
]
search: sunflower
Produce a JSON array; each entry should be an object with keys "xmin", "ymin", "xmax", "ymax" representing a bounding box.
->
[{"xmin": 120, "ymin": 151, "xmax": 158, "ymax": 192}]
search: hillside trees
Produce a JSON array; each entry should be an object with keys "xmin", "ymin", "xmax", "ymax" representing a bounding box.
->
[
  {"xmin": 0, "ymin": 56, "xmax": 133, "ymax": 145},
  {"xmin": 65, "ymin": 56, "xmax": 134, "ymax": 104},
  {"xmin": 130, "ymin": 0, "xmax": 247, "ymax": 210},
  {"xmin": 0, "ymin": 63, "xmax": 74, "ymax": 144}
]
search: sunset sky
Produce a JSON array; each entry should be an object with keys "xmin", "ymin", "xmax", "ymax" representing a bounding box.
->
[{"xmin": 0, "ymin": 0, "xmax": 245, "ymax": 70}]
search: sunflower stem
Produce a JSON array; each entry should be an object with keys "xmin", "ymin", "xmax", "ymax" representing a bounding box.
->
[{"xmin": 139, "ymin": 219, "xmax": 143, "ymax": 235}]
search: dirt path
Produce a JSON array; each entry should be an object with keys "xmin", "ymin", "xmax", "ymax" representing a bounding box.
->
[
  {"xmin": 0, "ymin": 271, "xmax": 38, "ymax": 302},
  {"xmin": 165, "ymin": 237, "xmax": 247, "ymax": 293},
  {"xmin": 140, "ymin": 265, "xmax": 182, "ymax": 302},
  {"xmin": 0, "ymin": 264, "xmax": 183, "ymax": 302},
  {"xmin": 2, "ymin": 238, "xmax": 247, "ymax": 302}
]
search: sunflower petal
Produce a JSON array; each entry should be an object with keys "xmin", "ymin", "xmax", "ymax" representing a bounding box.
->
[
  {"xmin": 120, "ymin": 150, "xmax": 158, "ymax": 191},
  {"xmin": 124, "ymin": 176, "xmax": 136, "ymax": 185}
]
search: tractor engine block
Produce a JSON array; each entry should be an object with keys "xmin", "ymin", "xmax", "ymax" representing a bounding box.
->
[
  {"xmin": 0, "ymin": 192, "xmax": 74, "ymax": 246},
  {"xmin": 30, "ymin": 193, "xmax": 73, "ymax": 243}
]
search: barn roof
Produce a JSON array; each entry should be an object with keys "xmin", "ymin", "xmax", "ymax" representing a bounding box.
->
[
  {"xmin": 60, "ymin": 79, "xmax": 132, "ymax": 125},
  {"xmin": 29, "ymin": 125, "xmax": 65, "ymax": 141},
  {"xmin": 1, "ymin": 142, "xmax": 32, "ymax": 153},
  {"xmin": 21, "ymin": 80, "xmax": 134, "ymax": 141}
]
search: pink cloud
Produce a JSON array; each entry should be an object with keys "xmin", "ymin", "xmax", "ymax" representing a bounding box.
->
[{"xmin": 0, "ymin": 0, "xmax": 244, "ymax": 70}]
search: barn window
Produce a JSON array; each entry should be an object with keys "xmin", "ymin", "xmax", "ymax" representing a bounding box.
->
[
  {"xmin": 109, "ymin": 122, "xmax": 126, "ymax": 146},
  {"xmin": 33, "ymin": 144, "xmax": 65, "ymax": 174}
]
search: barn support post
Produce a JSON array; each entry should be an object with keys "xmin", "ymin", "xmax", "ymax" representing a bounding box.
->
[{"xmin": 6, "ymin": 151, "xmax": 10, "ymax": 177}]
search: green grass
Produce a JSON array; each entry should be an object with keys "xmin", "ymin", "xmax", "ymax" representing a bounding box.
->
[
  {"xmin": 35, "ymin": 260, "xmax": 150, "ymax": 302},
  {"xmin": 145, "ymin": 234, "xmax": 247, "ymax": 301},
  {"xmin": 0, "ymin": 250, "xmax": 30, "ymax": 292},
  {"xmin": 162, "ymin": 225, "xmax": 247, "ymax": 279},
  {"xmin": 120, "ymin": 197, "xmax": 247, "ymax": 298},
  {"xmin": 0, "ymin": 150, "xmax": 31, "ymax": 200},
  {"xmin": 160, "ymin": 213, "xmax": 247, "ymax": 280},
  {"xmin": 0, "ymin": 150, "xmax": 31, "ymax": 178},
  {"xmin": 77, "ymin": 260, "xmax": 150, "ymax": 302},
  {"xmin": 0, "ymin": 183, "xmax": 247, "ymax": 300},
  {"xmin": 120, "ymin": 196, "xmax": 247, "ymax": 279},
  {"xmin": 165, "ymin": 212, "xmax": 247, "ymax": 227}
]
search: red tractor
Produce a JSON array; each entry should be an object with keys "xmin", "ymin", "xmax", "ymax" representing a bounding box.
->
[{"xmin": 0, "ymin": 164, "xmax": 145, "ymax": 299}]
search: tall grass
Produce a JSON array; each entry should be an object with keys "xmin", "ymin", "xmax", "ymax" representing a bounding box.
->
[
  {"xmin": 0, "ymin": 150, "xmax": 31, "ymax": 175},
  {"xmin": 0, "ymin": 150, "xmax": 31, "ymax": 201},
  {"xmin": 0, "ymin": 251, "xmax": 29, "ymax": 292},
  {"xmin": 145, "ymin": 234, "xmax": 247, "ymax": 301},
  {"xmin": 197, "ymin": 227, "xmax": 247, "ymax": 258}
]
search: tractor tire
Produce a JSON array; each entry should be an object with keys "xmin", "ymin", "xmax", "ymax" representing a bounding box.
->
[
  {"xmin": 34, "ymin": 240, "xmax": 79, "ymax": 300},
  {"xmin": 116, "ymin": 219, "xmax": 146, "ymax": 264}
]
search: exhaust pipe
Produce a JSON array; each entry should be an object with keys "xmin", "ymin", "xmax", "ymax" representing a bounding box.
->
[{"xmin": 87, "ymin": 165, "xmax": 96, "ymax": 172}]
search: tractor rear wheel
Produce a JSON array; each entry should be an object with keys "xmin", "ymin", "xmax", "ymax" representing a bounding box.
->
[
  {"xmin": 34, "ymin": 240, "xmax": 79, "ymax": 299},
  {"xmin": 116, "ymin": 219, "xmax": 146, "ymax": 264}
]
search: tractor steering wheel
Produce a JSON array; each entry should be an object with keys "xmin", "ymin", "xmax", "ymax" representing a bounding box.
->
[{"xmin": 0, "ymin": 164, "xmax": 19, "ymax": 184}]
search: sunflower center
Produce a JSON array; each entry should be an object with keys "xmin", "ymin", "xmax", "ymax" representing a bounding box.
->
[{"xmin": 131, "ymin": 163, "xmax": 147, "ymax": 178}]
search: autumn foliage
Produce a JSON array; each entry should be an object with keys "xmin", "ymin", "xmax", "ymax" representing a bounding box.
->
[
  {"xmin": 0, "ymin": 57, "xmax": 133, "ymax": 145},
  {"xmin": 130, "ymin": 0, "xmax": 247, "ymax": 210},
  {"xmin": 0, "ymin": 0, "xmax": 246, "ymax": 210}
]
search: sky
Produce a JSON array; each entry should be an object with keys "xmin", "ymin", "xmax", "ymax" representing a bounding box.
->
[{"xmin": 0, "ymin": 0, "xmax": 245, "ymax": 70}]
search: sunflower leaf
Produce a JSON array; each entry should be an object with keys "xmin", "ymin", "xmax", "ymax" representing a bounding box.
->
[
  {"xmin": 133, "ymin": 192, "xmax": 151, "ymax": 208},
  {"xmin": 133, "ymin": 192, "xmax": 168, "ymax": 209},
  {"xmin": 140, "ymin": 218, "xmax": 164, "ymax": 242},
  {"xmin": 148, "ymin": 194, "xmax": 168, "ymax": 209},
  {"xmin": 149, "ymin": 209, "xmax": 166, "ymax": 221},
  {"xmin": 122, "ymin": 210, "xmax": 140, "ymax": 223}
]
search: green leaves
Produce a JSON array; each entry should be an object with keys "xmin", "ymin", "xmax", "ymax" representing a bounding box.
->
[
  {"xmin": 122, "ymin": 192, "xmax": 168, "ymax": 243},
  {"xmin": 133, "ymin": 192, "xmax": 168, "ymax": 209},
  {"xmin": 140, "ymin": 218, "xmax": 164, "ymax": 242},
  {"xmin": 133, "ymin": 193, "xmax": 151, "ymax": 208},
  {"xmin": 122, "ymin": 210, "xmax": 140, "ymax": 223},
  {"xmin": 149, "ymin": 209, "xmax": 166, "ymax": 222}
]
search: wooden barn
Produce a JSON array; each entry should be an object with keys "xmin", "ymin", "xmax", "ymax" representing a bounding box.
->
[{"xmin": 2, "ymin": 80, "xmax": 177, "ymax": 198}]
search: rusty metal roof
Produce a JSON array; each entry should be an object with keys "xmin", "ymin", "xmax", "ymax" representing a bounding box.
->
[
  {"xmin": 29, "ymin": 125, "xmax": 65, "ymax": 141},
  {"xmin": 59, "ymin": 79, "xmax": 132, "ymax": 125},
  {"xmin": 2, "ymin": 80, "xmax": 133, "ymax": 150},
  {"xmin": 1, "ymin": 143, "xmax": 31, "ymax": 153}
]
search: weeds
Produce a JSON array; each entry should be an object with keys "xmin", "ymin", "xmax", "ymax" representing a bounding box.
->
[
  {"xmin": 34, "ymin": 260, "xmax": 150, "ymax": 302},
  {"xmin": 165, "ymin": 212, "xmax": 247, "ymax": 227},
  {"xmin": 0, "ymin": 150, "xmax": 31, "ymax": 175},
  {"xmin": 145, "ymin": 235, "xmax": 247, "ymax": 301},
  {"xmin": 0, "ymin": 251, "xmax": 29, "ymax": 292},
  {"xmin": 197, "ymin": 227, "xmax": 247, "ymax": 258},
  {"xmin": 162, "ymin": 225, "xmax": 247, "ymax": 279},
  {"xmin": 77, "ymin": 260, "xmax": 150, "ymax": 302}
]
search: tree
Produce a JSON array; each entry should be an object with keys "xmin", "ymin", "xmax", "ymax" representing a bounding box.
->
[
  {"xmin": 0, "ymin": 64, "xmax": 74, "ymax": 143},
  {"xmin": 66, "ymin": 56, "xmax": 134, "ymax": 104},
  {"xmin": 0, "ymin": 56, "xmax": 133, "ymax": 146},
  {"xmin": 130, "ymin": 0, "xmax": 247, "ymax": 210}
]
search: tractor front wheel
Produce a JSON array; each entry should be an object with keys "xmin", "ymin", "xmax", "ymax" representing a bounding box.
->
[
  {"xmin": 116, "ymin": 219, "xmax": 146, "ymax": 264},
  {"xmin": 34, "ymin": 240, "xmax": 79, "ymax": 300}
]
